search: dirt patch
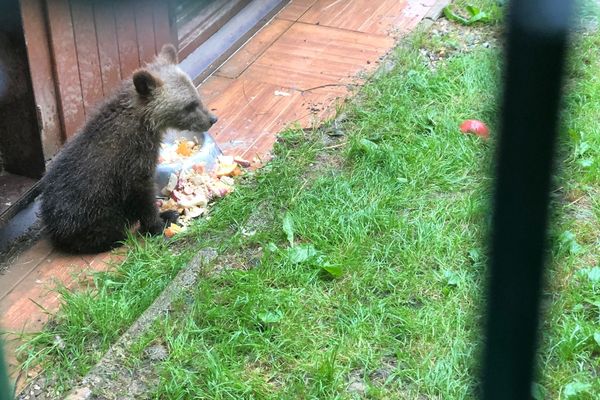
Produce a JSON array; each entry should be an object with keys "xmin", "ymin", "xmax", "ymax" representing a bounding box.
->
[
  {"xmin": 210, "ymin": 245, "xmax": 263, "ymax": 276},
  {"xmin": 420, "ymin": 18, "xmax": 502, "ymax": 69},
  {"xmin": 346, "ymin": 356, "xmax": 399, "ymax": 397}
]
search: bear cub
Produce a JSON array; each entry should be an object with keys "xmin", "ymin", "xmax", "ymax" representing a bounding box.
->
[{"xmin": 40, "ymin": 44, "xmax": 217, "ymax": 253}]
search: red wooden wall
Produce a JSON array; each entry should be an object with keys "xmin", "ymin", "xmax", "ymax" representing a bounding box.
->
[{"xmin": 20, "ymin": 0, "xmax": 175, "ymax": 160}]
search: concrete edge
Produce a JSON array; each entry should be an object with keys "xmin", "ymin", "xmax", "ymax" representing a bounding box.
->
[{"xmin": 37, "ymin": 249, "xmax": 217, "ymax": 400}]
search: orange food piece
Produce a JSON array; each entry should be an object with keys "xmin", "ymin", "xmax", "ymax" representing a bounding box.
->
[
  {"xmin": 164, "ymin": 223, "xmax": 184, "ymax": 238},
  {"xmin": 176, "ymin": 141, "xmax": 193, "ymax": 156},
  {"xmin": 164, "ymin": 227, "xmax": 176, "ymax": 238},
  {"xmin": 215, "ymin": 163, "xmax": 239, "ymax": 177}
]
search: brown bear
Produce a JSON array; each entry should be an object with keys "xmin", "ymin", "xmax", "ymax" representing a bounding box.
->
[{"xmin": 40, "ymin": 44, "xmax": 217, "ymax": 254}]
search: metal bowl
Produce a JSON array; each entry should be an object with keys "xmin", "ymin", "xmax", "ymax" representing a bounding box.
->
[{"xmin": 154, "ymin": 129, "xmax": 222, "ymax": 190}]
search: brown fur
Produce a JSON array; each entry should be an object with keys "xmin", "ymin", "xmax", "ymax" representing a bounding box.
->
[{"xmin": 40, "ymin": 45, "xmax": 217, "ymax": 253}]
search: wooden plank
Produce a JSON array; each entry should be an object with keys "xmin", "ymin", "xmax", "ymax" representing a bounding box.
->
[
  {"xmin": 243, "ymin": 23, "xmax": 393, "ymax": 91},
  {"xmin": 197, "ymin": 74, "xmax": 234, "ymax": 105},
  {"xmin": 19, "ymin": 0, "xmax": 63, "ymax": 158},
  {"xmin": 135, "ymin": 0, "xmax": 157, "ymax": 65},
  {"xmin": 297, "ymin": 0, "xmax": 428, "ymax": 36},
  {"xmin": 0, "ymin": 251, "xmax": 88, "ymax": 332},
  {"xmin": 93, "ymin": 0, "xmax": 121, "ymax": 95},
  {"xmin": 114, "ymin": 0, "xmax": 140, "ymax": 78},
  {"xmin": 215, "ymin": 18, "xmax": 293, "ymax": 79},
  {"xmin": 203, "ymin": 78, "xmax": 265, "ymax": 141},
  {"xmin": 45, "ymin": 0, "xmax": 86, "ymax": 138},
  {"xmin": 70, "ymin": 0, "xmax": 104, "ymax": 114},
  {"xmin": 153, "ymin": 0, "xmax": 175, "ymax": 51},
  {"xmin": 179, "ymin": 0, "xmax": 288, "ymax": 84},
  {"xmin": 276, "ymin": 0, "xmax": 317, "ymax": 21},
  {"xmin": 0, "ymin": 239, "xmax": 53, "ymax": 302}
]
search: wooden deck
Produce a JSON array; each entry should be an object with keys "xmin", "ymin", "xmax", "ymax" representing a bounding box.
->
[{"xmin": 0, "ymin": 0, "xmax": 437, "ymax": 387}]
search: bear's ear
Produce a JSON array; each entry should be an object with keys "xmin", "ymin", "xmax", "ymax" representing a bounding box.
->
[
  {"xmin": 133, "ymin": 69, "xmax": 162, "ymax": 96},
  {"xmin": 156, "ymin": 44, "xmax": 178, "ymax": 65}
]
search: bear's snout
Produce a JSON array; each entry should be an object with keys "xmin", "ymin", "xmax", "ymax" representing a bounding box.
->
[{"xmin": 209, "ymin": 114, "xmax": 218, "ymax": 125}]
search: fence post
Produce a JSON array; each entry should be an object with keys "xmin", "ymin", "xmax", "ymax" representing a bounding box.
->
[{"xmin": 481, "ymin": 1, "xmax": 573, "ymax": 399}]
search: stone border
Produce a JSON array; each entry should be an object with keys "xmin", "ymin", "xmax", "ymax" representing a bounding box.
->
[{"xmin": 64, "ymin": 249, "xmax": 217, "ymax": 400}]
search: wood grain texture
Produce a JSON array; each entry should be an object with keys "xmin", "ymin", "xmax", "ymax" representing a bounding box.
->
[
  {"xmin": 93, "ymin": 0, "xmax": 122, "ymax": 96},
  {"xmin": 114, "ymin": 0, "xmax": 140, "ymax": 78},
  {"xmin": 216, "ymin": 18, "xmax": 293, "ymax": 79},
  {"xmin": 152, "ymin": 0, "xmax": 175, "ymax": 52},
  {"xmin": 135, "ymin": 0, "xmax": 157, "ymax": 65},
  {"xmin": 197, "ymin": 74, "xmax": 235, "ymax": 105},
  {"xmin": 243, "ymin": 23, "xmax": 393, "ymax": 91},
  {"xmin": 299, "ymin": 0, "xmax": 414, "ymax": 35},
  {"xmin": 45, "ymin": 0, "xmax": 86, "ymax": 138},
  {"xmin": 71, "ymin": 0, "xmax": 104, "ymax": 114},
  {"xmin": 20, "ymin": 0, "xmax": 63, "ymax": 157},
  {"xmin": 276, "ymin": 0, "xmax": 317, "ymax": 21}
]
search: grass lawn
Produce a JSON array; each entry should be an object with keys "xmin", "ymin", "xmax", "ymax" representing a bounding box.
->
[{"xmin": 15, "ymin": 1, "xmax": 599, "ymax": 398}]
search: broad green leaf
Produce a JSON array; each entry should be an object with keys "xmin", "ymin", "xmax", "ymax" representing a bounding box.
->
[
  {"xmin": 468, "ymin": 248, "xmax": 481, "ymax": 263},
  {"xmin": 320, "ymin": 263, "xmax": 344, "ymax": 278},
  {"xmin": 283, "ymin": 213, "xmax": 294, "ymax": 246},
  {"xmin": 466, "ymin": 5, "xmax": 481, "ymax": 15},
  {"xmin": 258, "ymin": 310, "xmax": 283, "ymax": 324},
  {"xmin": 266, "ymin": 242, "xmax": 279, "ymax": 252},
  {"xmin": 443, "ymin": 270, "xmax": 460, "ymax": 286},
  {"xmin": 564, "ymin": 381, "xmax": 591, "ymax": 397},
  {"xmin": 586, "ymin": 266, "xmax": 600, "ymax": 282},
  {"xmin": 594, "ymin": 332, "xmax": 600, "ymax": 348},
  {"xmin": 287, "ymin": 244, "xmax": 317, "ymax": 264},
  {"xmin": 575, "ymin": 141, "xmax": 590, "ymax": 157},
  {"xmin": 444, "ymin": 5, "xmax": 489, "ymax": 26},
  {"xmin": 560, "ymin": 231, "xmax": 582, "ymax": 255},
  {"xmin": 360, "ymin": 138, "xmax": 379, "ymax": 151},
  {"xmin": 531, "ymin": 382, "xmax": 546, "ymax": 400},
  {"xmin": 444, "ymin": 6, "xmax": 470, "ymax": 25}
]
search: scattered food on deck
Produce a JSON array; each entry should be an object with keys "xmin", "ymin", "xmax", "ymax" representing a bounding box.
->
[{"xmin": 158, "ymin": 155, "xmax": 249, "ymax": 235}]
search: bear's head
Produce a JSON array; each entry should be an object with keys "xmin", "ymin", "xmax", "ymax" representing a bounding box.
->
[{"xmin": 132, "ymin": 44, "xmax": 218, "ymax": 133}]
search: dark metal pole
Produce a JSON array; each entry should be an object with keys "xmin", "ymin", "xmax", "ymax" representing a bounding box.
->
[
  {"xmin": 482, "ymin": 1, "xmax": 573, "ymax": 399},
  {"xmin": 0, "ymin": 342, "xmax": 11, "ymax": 400}
]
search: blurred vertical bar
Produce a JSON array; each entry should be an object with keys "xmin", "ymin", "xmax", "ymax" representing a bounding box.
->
[
  {"xmin": 0, "ymin": 341, "xmax": 11, "ymax": 400},
  {"xmin": 481, "ymin": 1, "xmax": 573, "ymax": 399}
]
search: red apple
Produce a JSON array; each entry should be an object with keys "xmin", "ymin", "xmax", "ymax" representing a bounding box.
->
[{"xmin": 460, "ymin": 119, "xmax": 490, "ymax": 139}]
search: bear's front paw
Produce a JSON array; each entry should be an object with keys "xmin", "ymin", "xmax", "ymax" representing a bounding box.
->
[
  {"xmin": 140, "ymin": 219, "xmax": 167, "ymax": 236},
  {"xmin": 160, "ymin": 210, "xmax": 180, "ymax": 224}
]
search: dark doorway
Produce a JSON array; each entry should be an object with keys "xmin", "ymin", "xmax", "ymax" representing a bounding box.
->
[{"xmin": 0, "ymin": 0, "xmax": 44, "ymax": 218}]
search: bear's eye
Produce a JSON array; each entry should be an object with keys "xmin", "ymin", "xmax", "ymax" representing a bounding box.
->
[{"xmin": 184, "ymin": 101, "xmax": 199, "ymax": 113}]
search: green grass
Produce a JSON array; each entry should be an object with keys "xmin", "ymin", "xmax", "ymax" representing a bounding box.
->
[
  {"xmin": 15, "ymin": 236, "xmax": 193, "ymax": 393},
  {"xmin": 14, "ymin": 3, "xmax": 600, "ymax": 398}
]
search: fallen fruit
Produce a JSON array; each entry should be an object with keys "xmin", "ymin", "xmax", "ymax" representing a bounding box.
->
[
  {"xmin": 460, "ymin": 119, "xmax": 489, "ymax": 138},
  {"xmin": 215, "ymin": 163, "xmax": 240, "ymax": 177},
  {"xmin": 164, "ymin": 223, "xmax": 184, "ymax": 238}
]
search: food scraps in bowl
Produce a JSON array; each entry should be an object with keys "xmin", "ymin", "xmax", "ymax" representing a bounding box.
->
[
  {"xmin": 159, "ymin": 155, "xmax": 249, "ymax": 236},
  {"xmin": 159, "ymin": 136, "xmax": 203, "ymax": 164}
]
